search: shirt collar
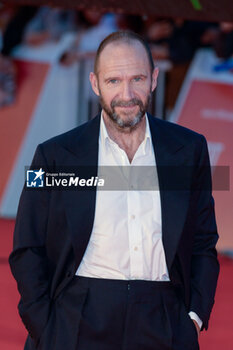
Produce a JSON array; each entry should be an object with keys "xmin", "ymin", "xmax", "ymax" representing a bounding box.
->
[{"xmin": 99, "ymin": 111, "xmax": 152, "ymax": 155}]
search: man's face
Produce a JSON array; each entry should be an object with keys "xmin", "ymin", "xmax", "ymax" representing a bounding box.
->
[{"xmin": 90, "ymin": 41, "xmax": 159, "ymax": 131}]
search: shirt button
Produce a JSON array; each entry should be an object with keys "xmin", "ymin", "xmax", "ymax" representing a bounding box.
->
[
  {"xmin": 134, "ymin": 246, "xmax": 138, "ymax": 251},
  {"xmin": 131, "ymin": 214, "xmax": 135, "ymax": 219}
]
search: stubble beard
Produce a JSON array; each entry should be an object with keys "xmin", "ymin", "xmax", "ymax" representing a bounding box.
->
[{"xmin": 99, "ymin": 89, "xmax": 151, "ymax": 132}]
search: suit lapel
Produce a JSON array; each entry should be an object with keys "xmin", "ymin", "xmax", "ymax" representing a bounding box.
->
[
  {"xmin": 61, "ymin": 113, "xmax": 191, "ymax": 273},
  {"xmin": 61, "ymin": 115, "xmax": 100, "ymax": 269},
  {"xmin": 148, "ymin": 115, "xmax": 191, "ymax": 271}
]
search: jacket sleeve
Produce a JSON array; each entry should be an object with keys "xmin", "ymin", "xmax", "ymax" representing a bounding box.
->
[
  {"xmin": 9, "ymin": 144, "xmax": 51, "ymax": 345},
  {"xmin": 189, "ymin": 135, "xmax": 220, "ymax": 331}
]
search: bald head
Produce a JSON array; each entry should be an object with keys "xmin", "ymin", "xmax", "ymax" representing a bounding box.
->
[{"xmin": 94, "ymin": 31, "xmax": 154, "ymax": 75}]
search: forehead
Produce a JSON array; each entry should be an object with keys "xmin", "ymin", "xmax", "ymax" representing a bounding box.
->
[{"xmin": 97, "ymin": 41, "xmax": 151, "ymax": 76}]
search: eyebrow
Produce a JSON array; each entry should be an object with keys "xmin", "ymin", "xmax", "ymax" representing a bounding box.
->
[{"xmin": 104, "ymin": 74, "xmax": 148, "ymax": 82}]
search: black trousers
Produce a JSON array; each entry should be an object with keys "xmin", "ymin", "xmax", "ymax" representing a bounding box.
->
[{"xmin": 73, "ymin": 276, "xmax": 199, "ymax": 350}]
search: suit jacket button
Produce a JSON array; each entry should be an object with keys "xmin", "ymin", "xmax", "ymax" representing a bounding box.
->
[{"xmin": 67, "ymin": 271, "xmax": 72, "ymax": 278}]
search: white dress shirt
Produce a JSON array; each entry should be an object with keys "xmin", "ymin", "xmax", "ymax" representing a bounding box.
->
[{"xmin": 76, "ymin": 113, "xmax": 202, "ymax": 329}]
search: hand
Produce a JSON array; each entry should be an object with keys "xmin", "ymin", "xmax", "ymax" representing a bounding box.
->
[{"xmin": 192, "ymin": 319, "xmax": 201, "ymax": 337}]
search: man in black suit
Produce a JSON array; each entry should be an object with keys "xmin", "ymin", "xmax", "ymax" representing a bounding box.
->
[{"xmin": 9, "ymin": 31, "xmax": 219, "ymax": 350}]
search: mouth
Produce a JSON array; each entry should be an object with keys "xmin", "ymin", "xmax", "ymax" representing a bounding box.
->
[{"xmin": 115, "ymin": 104, "xmax": 138, "ymax": 110}]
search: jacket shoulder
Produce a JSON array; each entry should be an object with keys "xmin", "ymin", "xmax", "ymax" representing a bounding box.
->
[
  {"xmin": 36, "ymin": 115, "xmax": 100, "ymax": 162},
  {"xmin": 150, "ymin": 115, "xmax": 206, "ymax": 145},
  {"xmin": 42, "ymin": 117, "xmax": 96, "ymax": 148}
]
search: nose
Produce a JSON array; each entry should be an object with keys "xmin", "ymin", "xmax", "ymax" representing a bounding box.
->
[{"xmin": 121, "ymin": 81, "xmax": 134, "ymax": 101}]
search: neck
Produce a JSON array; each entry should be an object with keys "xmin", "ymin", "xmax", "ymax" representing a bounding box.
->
[{"xmin": 102, "ymin": 112, "xmax": 146, "ymax": 163}]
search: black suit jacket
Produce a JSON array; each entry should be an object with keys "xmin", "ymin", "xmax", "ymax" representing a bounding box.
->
[{"xmin": 9, "ymin": 114, "xmax": 219, "ymax": 350}]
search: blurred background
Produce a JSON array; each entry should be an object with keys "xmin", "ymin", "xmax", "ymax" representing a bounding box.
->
[{"xmin": 0, "ymin": 1, "xmax": 232, "ymax": 349}]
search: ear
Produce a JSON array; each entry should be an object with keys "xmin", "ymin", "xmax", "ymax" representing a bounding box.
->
[
  {"xmin": 151, "ymin": 67, "xmax": 159, "ymax": 92},
  {"xmin": 89, "ymin": 72, "xmax": 100, "ymax": 96}
]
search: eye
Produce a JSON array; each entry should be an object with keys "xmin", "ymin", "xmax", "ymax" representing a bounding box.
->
[
  {"xmin": 133, "ymin": 77, "xmax": 142, "ymax": 82},
  {"xmin": 108, "ymin": 79, "xmax": 119, "ymax": 84}
]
